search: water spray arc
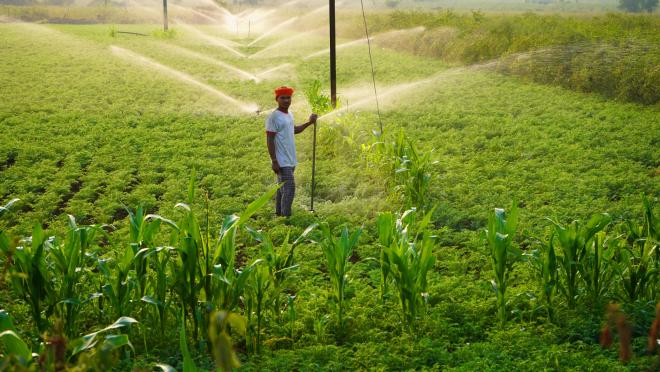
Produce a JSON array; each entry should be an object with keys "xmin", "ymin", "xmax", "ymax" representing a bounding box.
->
[{"xmin": 110, "ymin": 46, "xmax": 258, "ymax": 114}]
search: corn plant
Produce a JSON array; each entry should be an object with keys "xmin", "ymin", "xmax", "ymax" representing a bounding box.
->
[
  {"xmin": 177, "ymin": 308, "xmax": 198, "ymax": 372},
  {"xmin": 98, "ymin": 244, "xmax": 138, "ymax": 321},
  {"xmin": 7, "ymin": 224, "xmax": 54, "ymax": 333},
  {"xmin": 0, "ymin": 309, "xmax": 32, "ymax": 366},
  {"xmin": 528, "ymin": 236, "xmax": 558, "ymax": 321},
  {"xmin": 370, "ymin": 129, "xmax": 436, "ymax": 211},
  {"xmin": 126, "ymin": 205, "xmax": 175, "ymax": 298},
  {"xmin": 49, "ymin": 215, "xmax": 106, "ymax": 337},
  {"xmin": 140, "ymin": 246, "xmax": 176, "ymax": 337},
  {"xmin": 1, "ymin": 310, "xmax": 137, "ymax": 370},
  {"xmin": 376, "ymin": 212, "xmax": 394, "ymax": 301},
  {"xmin": 170, "ymin": 174, "xmax": 278, "ymax": 342},
  {"xmin": 548, "ymin": 213, "xmax": 611, "ymax": 309},
  {"xmin": 247, "ymin": 224, "xmax": 316, "ymax": 319},
  {"xmin": 617, "ymin": 195, "xmax": 659, "ymax": 301},
  {"xmin": 484, "ymin": 202, "xmax": 520, "ymax": 324},
  {"xmin": 579, "ymin": 231, "xmax": 615, "ymax": 308},
  {"xmin": 0, "ymin": 199, "xmax": 19, "ymax": 301},
  {"xmin": 377, "ymin": 208, "xmax": 437, "ymax": 330},
  {"xmin": 208, "ymin": 311, "xmax": 246, "ymax": 372},
  {"xmin": 319, "ymin": 224, "xmax": 361, "ymax": 335},
  {"xmin": 245, "ymin": 263, "xmax": 270, "ymax": 354}
]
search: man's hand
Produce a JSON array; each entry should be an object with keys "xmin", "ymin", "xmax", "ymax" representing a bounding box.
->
[
  {"xmin": 271, "ymin": 159, "xmax": 280, "ymax": 174},
  {"xmin": 309, "ymin": 113, "xmax": 318, "ymax": 124}
]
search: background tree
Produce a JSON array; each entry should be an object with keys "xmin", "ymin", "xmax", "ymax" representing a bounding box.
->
[{"xmin": 620, "ymin": 0, "xmax": 659, "ymax": 12}]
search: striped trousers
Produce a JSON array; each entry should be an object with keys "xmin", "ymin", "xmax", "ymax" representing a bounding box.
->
[{"xmin": 276, "ymin": 166, "xmax": 295, "ymax": 217}]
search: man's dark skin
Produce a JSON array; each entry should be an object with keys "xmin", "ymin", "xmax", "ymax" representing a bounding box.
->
[{"xmin": 267, "ymin": 94, "xmax": 318, "ymax": 174}]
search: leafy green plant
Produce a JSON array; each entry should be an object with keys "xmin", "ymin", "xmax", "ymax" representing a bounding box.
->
[
  {"xmin": 98, "ymin": 243, "xmax": 138, "ymax": 321},
  {"xmin": 549, "ymin": 213, "xmax": 611, "ymax": 308},
  {"xmin": 247, "ymin": 224, "xmax": 316, "ymax": 319},
  {"xmin": 368, "ymin": 129, "xmax": 436, "ymax": 211},
  {"xmin": 319, "ymin": 224, "xmax": 361, "ymax": 336},
  {"xmin": 612, "ymin": 197, "xmax": 658, "ymax": 303},
  {"xmin": 0, "ymin": 310, "xmax": 32, "ymax": 365},
  {"xmin": 304, "ymin": 79, "xmax": 334, "ymax": 115},
  {"xmin": 619, "ymin": 194, "xmax": 659, "ymax": 301},
  {"xmin": 140, "ymin": 245, "xmax": 176, "ymax": 337},
  {"xmin": 580, "ymin": 231, "xmax": 615, "ymax": 308},
  {"xmin": 178, "ymin": 308, "xmax": 198, "ymax": 372},
  {"xmin": 7, "ymin": 224, "xmax": 54, "ymax": 333},
  {"xmin": 171, "ymin": 174, "xmax": 278, "ymax": 342},
  {"xmin": 208, "ymin": 311, "xmax": 246, "ymax": 372},
  {"xmin": 1, "ymin": 311, "xmax": 137, "ymax": 370},
  {"xmin": 245, "ymin": 263, "xmax": 270, "ymax": 354},
  {"xmin": 484, "ymin": 202, "xmax": 520, "ymax": 324},
  {"xmin": 50, "ymin": 215, "xmax": 105, "ymax": 337},
  {"xmin": 377, "ymin": 208, "xmax": 437, "ymax": 330},
  {"xmin": 529, "ymin": 237, "xmax": 558, "ymax": 321}
]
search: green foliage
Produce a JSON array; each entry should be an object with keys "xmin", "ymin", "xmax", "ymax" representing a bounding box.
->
[
  {"xmin": 208, "ymin": 311, "xmax": 246, "ymax": 372},
  {"xmin": 377, "ymin": 208, "xmax": 437, "ymax": 331},
  {"xmin": 367, "ymin": 129, "xmax": 436, "ymax": 211},
  {"xmin": 152, "ymin": 29, "xmax": 177, "ymax": 39},
  {"xmin": 303, "ymin": 80, "xmax": 334, "ymax": 116},
  {"xmin": 549, "ymin": 213, "xmax": 611, "ymax": 309},
  {"xmin": 7, "ymin": 223, "xmax": 54, "ymax": 333},
  {"xmin": 0, "ymin": 310, "xmax": 31, "ymax": 363},
  {"xmin": 484, "ymin": 201, "xmax": 520, "ymax": 325},
  {"xmin": 0, "ymin": 14, "xmax": 658, "ymax": 371},
  {"xmin": 358, "ymin": 11, "xmax": 660, "ymax": 104},
  {"xmin": 319, "ymin": 225, "xmax": 362, "ymax": 336},
  {"xmin": 614, "ymin": 195, "xmax": 658, "ymax": 302},
  {"xmin": 178, "ymin": 309, "xmax": 198, "ymax": 372},
  {"xmin": 50, "ymin": 216, "xmax": 105, "ymax": 337},
  {"xmin": 529, "ymin": 238, "xmax": 558, "ymax": 321}
]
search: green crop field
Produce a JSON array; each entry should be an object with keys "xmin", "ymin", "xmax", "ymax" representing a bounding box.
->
[{"xmin": 1, "ymin": 1, "xmax": 659, "ymax": 370}]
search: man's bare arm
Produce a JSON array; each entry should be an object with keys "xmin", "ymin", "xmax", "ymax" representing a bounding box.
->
[
  {"xmin": 266, "ymin": 136, "xmax": 280, "ymax": 173},
  {"xmin": 294, "ymin": 114, "xmax": 318, "ymax": 134},
  {"xmin": 294, "ymin": 121, "xmax": 313, "ymax": 134}
]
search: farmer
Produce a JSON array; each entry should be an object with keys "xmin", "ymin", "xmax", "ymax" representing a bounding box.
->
[{"xmin": 266, "ymin": 86, "xmax": 318, "ymax": 217}]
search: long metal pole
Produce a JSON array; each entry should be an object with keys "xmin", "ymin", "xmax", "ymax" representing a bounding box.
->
[
  {"xmin": 310, "ymin": 122, "xmax": 317, "ymax": 212},
  {"xmin": 163, "ymin": 0, "xmax": 168, "ymax": 31},
  {"xmin": 329, "ymin": 0, "xmax": 337, "ymax": 108},
  {"xmin": 311, "ymin": 0, "xmax": 336, "ymax": 212}
]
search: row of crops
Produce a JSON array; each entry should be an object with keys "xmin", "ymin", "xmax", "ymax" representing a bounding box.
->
[{"xmin": 1, "ymin": 130, "xmax": 658, "ymax": 370}]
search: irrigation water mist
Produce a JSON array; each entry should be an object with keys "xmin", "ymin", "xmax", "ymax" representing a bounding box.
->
[
  {"xmin": 171, "ymin": 4, "xmax": 225, "ymax": 26},
  {"xmin": 110, "ymin": 46, "xmax": 258, "ymax": 114},
  {"xmin": 318, "ymin": 66, "xmax": 472, "ymax": 121},
  {"xmin": 247, "ymin": 16, "xmax": 300, "ymax": 47},
  {"xmin": 255, "ymin": 63, "xmax": 295, "ymax": 79},
  {"xmin": 303, "ymin": 26, "xmax": 425, "ymax": 60},
  {"xmin": 175, "ymin": 22, "xmax": 247, "ymax": 58},
  {"xmin": 248, "ymin": 28, "xmax": 325, "ymax": 59},
  {"xmin": 159, "ymin": 44, "xmax": 261, "ymax": 82}
]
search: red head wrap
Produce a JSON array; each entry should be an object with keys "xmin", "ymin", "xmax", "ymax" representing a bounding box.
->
[{"xmin": 274, "ymin": 86, "xmax": 294, "ymax": 99}]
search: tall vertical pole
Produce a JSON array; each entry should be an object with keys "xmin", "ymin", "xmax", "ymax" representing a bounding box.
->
[
  {"xmin": 163, "ymin": 0, "xmax": 168, "ymax": 31},
  {"xmin": 329, "ymin": 0, "xmax": 337, "ymax": 108}
]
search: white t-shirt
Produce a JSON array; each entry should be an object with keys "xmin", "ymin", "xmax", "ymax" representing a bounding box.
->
[{"xmin": 265, "ymin": 109, "xmax": 297, "ymax": 167}]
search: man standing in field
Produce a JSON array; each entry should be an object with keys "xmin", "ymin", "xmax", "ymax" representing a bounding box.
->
[{"xmin": 266, "ymin": 86, "xmax": 318, "ymax": 217}]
